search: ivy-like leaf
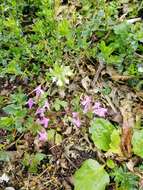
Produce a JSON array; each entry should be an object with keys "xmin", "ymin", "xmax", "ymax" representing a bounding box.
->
[{"xmin": 74, "ymin": 159, "xmax": 109, "ymax": 190}]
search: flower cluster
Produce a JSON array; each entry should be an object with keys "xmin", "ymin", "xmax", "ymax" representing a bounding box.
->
[
  {"xmin": 81, "ymin": 95, "xmax": 107, "ymax": 117},
  {"xmin": 27, "ymin": 86, "xmax": 50, "ymax": 142},
  {"xmin": 27, "ymin": 87, "xmax": 108, "ymax": 140},
  {"xmin": 72, "ymin": 112, "xmax": 81, "ymax": 128}
]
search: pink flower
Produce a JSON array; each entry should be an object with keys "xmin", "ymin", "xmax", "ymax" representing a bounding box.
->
[
  {"xmin": 34, "ymin": 85, "xmax": 44, "ymax": 97},
  {"xmin": 93, "ymin": 102, "xmax": 101, "ymax": 109},
  {"xmin": 92, "ymin": 102, "xmax": 107, "ymax": 117},
  {"xmin": 35, "ymin": 107, "xmax": 45, "ymax": 117},
  {"xmin": 72, "ymin": 112, "xmax": 81, "ymax": 128},
  {"xmin": 81, "ymin": 95, "xmax": 92, "ymax": 113},
  {"xmin": 38, "ymin": 130, "xmax": 47, "ymax": 142},
  {"xmin": 27, "ymin": 98, "xmax": 35, "ymax": 109},
  {"xmin": 43, "ymin": 100, "xmax": 50, "ymax": 111},
  {"xmin": 37, "ymin": 117, "xmax": 49, "ymax": 128}
]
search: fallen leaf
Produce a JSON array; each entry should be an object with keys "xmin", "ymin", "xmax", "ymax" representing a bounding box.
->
[{"xmin": 120, "ymin": 100, "xmax": 134, "ymax": 157}]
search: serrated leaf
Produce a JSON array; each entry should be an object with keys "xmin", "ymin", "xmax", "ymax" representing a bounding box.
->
[
  {"xmin": 53, "ymin": 98, "xmax": 68, "ymax": 111},
  {"xmin": 74, "ymin": 159, "xmax": 109, "ymax": 190},
  {"xmin": 89, "ymin": 118, "xmax": 114, "ymax": 151},
  {"xmin": 132, "ymin": 130, "xmax": 143, "ymax": 158}
]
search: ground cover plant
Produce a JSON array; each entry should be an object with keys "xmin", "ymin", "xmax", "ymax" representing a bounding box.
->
[{"xmin": 0, "ymin": 0, "xmax": 143, "ymax": 189}]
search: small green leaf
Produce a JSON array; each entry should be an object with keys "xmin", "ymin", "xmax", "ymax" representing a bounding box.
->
[
  {"xmin": 55, "ymin": 133, "xmax": 63, "ymax": 145},
  {"xmin": 0, "ymin": 117, "xmax": 14, "ymax": 130},
  {"xmin": 0, "ymin": 151, "xmax": 10, "ymax": 162},
  {"xmin": 89, "ymin": 118, "xmax": 114, "ymax": 151},
  {"xmin": 58, "ymin": 20, "xmax": 70, "ymax": 36},
  {"xmin": 132, "ymin": 129, "xmax": 143, "ymax": 158},
  {"xmin": 106, "ymin": 159, "xmax": 115, "ymax": 169},
  {"xmin": 47, "ymin": 129, "xmax": 63, "ymax": 145},
  {"xmin": 53, "ymin": 98, "xmax": 68, "ymax": 111},
  {"xmin": 74, "ymin": 159, "xmax": 110, "ymax": 190},
  {"xmin": 22, "ymin": 153, "xmax": 46, "ymax": 173}
]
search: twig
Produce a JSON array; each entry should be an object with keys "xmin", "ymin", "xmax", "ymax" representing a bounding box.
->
[
  {"xmin": 5, "ymin": 133, "xmax": 24, "ymax": 150},
  {"xmin": 135, "ymin": 52, "xmax": 143, "ymax": 59},
  {"xmin": 104, "ymin": 95, "xmax": 118, "ymax": 113},
  {"xmin": 91, "ymin": 61, "xmax": 105, "ymax": 88},
  {"xmin": 127, "ymin": 17, "xmax": 142, "ymax": 24},
  {"xmin": 64, "ymin": 153, "xmax": 77, "ymax": 169}
]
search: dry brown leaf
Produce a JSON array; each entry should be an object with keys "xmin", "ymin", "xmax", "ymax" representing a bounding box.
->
[
  {"xmin": 106, "ymin": 66, "xmax": 133, "ymax": 81},
  {"xmin": 120, "ymin": 100, "xmax": 134, "ymax": 157},
  {"xmin": 81, "ymin": 76, "xmax": 91, "ymax": 91}
]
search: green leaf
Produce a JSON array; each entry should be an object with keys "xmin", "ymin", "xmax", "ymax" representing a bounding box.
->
[
  {"xmin": 132, "ymin": 129, "xmax": 143, "ymax": 158},
  {"xmin": 114, "ymin": 22, "xmax": 130, "ymax": 37},
  {"xmin": 47, "ymin": 129, "xmax": 63, "ymax": 145},
  {"xmin": 53, "ymin": 98, "xmax": 68, "ymax": 111},
  {"xmin": 109, "ymin": 129, "xmax": 121, "ymax": 155},
  {"xmin": 22, "ymin": 153, "xmax": 46, "ymax": 173},
  {"xmin": 0, "ymin": 151, "xmax": 10, "ymax": 162},
  {"xmin": 89, "ymin": 118, "xmax": 114, "ymax": 151},
  {"xmin": 99, "ymin": 41, "xmax": 114, "ymax": 57},
  {"xmin": 106, "ymin": 159, "xmax": 115, "ymax": 169},
  {"xmin": 49, "ymin": 63, "xmax": 73, "ymax": 87},
  {"xmin": 74, "ymin": 159, "xmax": 109, "ymax": 190},
  {"xmin": 0, "ymin": 117, "xmax": 14, "ymax": 130},
  {"xmin": 58, "ymin": 20, "xmax": 70, "ymax": 36}
]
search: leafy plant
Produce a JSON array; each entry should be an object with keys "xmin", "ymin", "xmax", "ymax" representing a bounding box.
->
[
  {"xmin": 0, "ymin": 92, "xmax": 27, "ymax": 132},
  {"xmin": 53, "ymin": 98, "xmax": 68, "ymax": 111},
  {"xmin": 22, "ymin": 152, "xmax": 46, "ymax": 173},
  {"xmin": 111, "ymin": 166, "xmax": 139, "ymax": 190},
  {"xmin": 89, "ymin": 118, "xmax": 121, "ymax": 152},
  {"xmin": 74, "ymin": 159, "xmax": 109, "ymax": 190},
  {"xmin": 49, "ymin": 63, "xmax": 73, "ymax": 87}
]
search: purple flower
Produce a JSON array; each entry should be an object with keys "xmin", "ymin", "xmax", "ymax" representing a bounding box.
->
[
  {"xmin": 34, "ymin": 85, "xmax": 44, "ymax": 97},
  {"xmin": 38, "ymin": 130, "xmax": 47, "ymax": 142},
  {"xmin": 43, "ymin": 100, "xmax": 50, "ymax": 111},
  {"xmin": 81, "ymin": 95, "xmax": 92, "ymax": 113},
  {"xmin": 37, "ymin": 117, "xmax": 49, "ymax": 128},
  {"xmin": 92, "ymin": 102, "xmax": 107, "ymax": 117},
  {"xmin": 72, "ymin": 112, "xmax": 81, "ymax": 128},
  {"xmin": 27, "ymin": 98, "xmax": 35, "ymax": 109},
  {"xmin": 93, "ymin": 102, "xmax": 101, "ymax": 109},
  {"xmin": 35, "ymin": 107, "xmax": 45, "ymax": 117}
]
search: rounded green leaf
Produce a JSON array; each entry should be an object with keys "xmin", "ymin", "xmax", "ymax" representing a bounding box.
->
[
  {"xmin": 74, "ymin": 159, "xmax": 109, "ymax": 190},
  {"xmin": 89, "ymin": 118, "xmax": 114, "ymax": 151}
]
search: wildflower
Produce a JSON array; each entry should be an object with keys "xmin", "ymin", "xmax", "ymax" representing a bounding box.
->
[
  {"xmin": 72, "ymin": 112, "xmax": 81, "ymax": 128},
  {"xmin": 27, "ymin": 98, "xmax": 35, "ymax": 109},
  {"xmin": 81, "ymin": 95, "xmax": 92, "ymax": 113},
  {"xmin": 0, "ymin": 173, "xmax": 9, "ymax": 183},
  {"xmin": 35, "ymin": 107, "xmax": 45, "ymax": 117},
  {"xmin": 34, "ymin": 85, "xmax": 44, "ymax": 97},
  {"xmin": 37, "ymin": 117, "xmax": 49, "ymax": 128},
  {"xmin": 43, "ymin": 100, "xmax": 50, "ymax": 110},
  {"xmin": 92, "ymin": 102, "xmax": 107, "ymax": 117},
  {"xmin": 38, "ymin": 130, "xmax": 47, "ymax": 142}
]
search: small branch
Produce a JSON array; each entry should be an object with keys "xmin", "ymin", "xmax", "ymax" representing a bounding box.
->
[{"xmin": 127, "ymin": 17, "xmax": 142, "ymax": 24}]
